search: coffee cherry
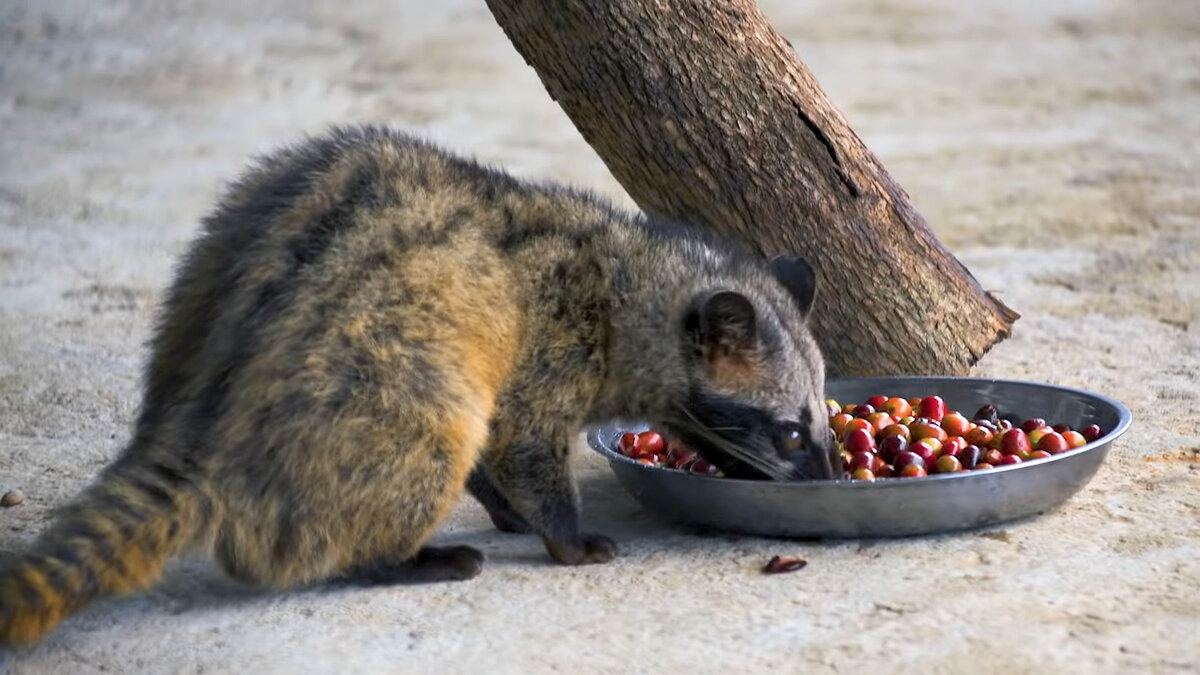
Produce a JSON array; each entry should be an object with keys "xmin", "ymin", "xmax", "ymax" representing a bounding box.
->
[
  {"xmin": 851, "ymin": 467, "xmax": 876, "ymax": 481},
  {"xmin": 983, "ymin": 448, "xmax": 1004, "ymax": 466},
  {"xmin": 934, "ymin": 455, "xmax": 963, "ymax": 474},
  {"xmin": 844, "ymin": 428, "xmax": 876, "ymax": 455},
  {"xmin": 849, "ymin": 451, "xmax": 876, "ymax": 471},
  {"xmin": 864, "ymin": 395, "xmax": 888, "ymax": 409},
  {"xmin": 1029, "ymin": 450, "xmax": 1052, "ymax": 460},
  {"xmin": 618, "ymin": 432, "xmax": 638, "ymax": 457},
  {"xmin": 997, "ymin": 454, "xmax": 1023, "ymax": 466},
  {"xmin": 910, "ymin": 422, "xmax": 948, "ymax": 443},
  {"xmin": 894, "ymin": 450, "xmax": 926, "ymax": 471},
  {"xmin": 1081, "ymin": 424, "xmax": 1104, "ymax": 442},
  {"xmin": 831, "ymin": 413, "xmax": 854, "ymax": 438},
  {"xmin": 1037, "ymin": 431, "xmax": 1070, "ymax": 454},
  {"xmin": 1062, "ymin": 430, "xmax": 1087, "ymax": 449},
  {"xmin": 959, "ymin": 444, "xmax": 982, "ymax": 470},
  {"xmin": 917, "ymin": 396, "xmax": 947, "ymax": 422},
  {"xmin": 1020, "ymin": 418, "xmax": 1047, "ymax": 433},
  {"xmin": 941, "ymin": 412, "xmax": 971, "ymax": 437},
  {"xmin": 964, "ymin": 425, "xmax": 994, "ymax": 447},
  {"xmin": 899, "ymin": 464, "xmax": 928, "ymax": 478},
  {"xmin": 881, "ymin": 397, "xmax": 913, "ymax": 418},
  {"xmin": 879, "ymin": 423, "xmax": 911, "ymax": 441},
  {"xmin": 1052, "ymin": 423, "xmax": 1072, "ymax": 434},
  {"xmin": 1027, "ymin": 427, "xmax": 1051, "ymax": 448},
  {"xmin": 973, "ymin": 462, "xmax": 994, "ymax": 471},
  {"xmin": 870, "ymin": 455, "xmax": 890, "ymax": 474},
  {"xmin": 667, "ymin": 447, "xmax": 697, "ymax": 468},
  {"xmin": 843, "ymin": 418, "xmax": 874, "ymax": 440},
  {"xmin": 636, "ymin": 431, "xmax": 665, "ymax": 457},
  {"xmin": 1000, "ymin": 429, "xmax": 1032, "ymax": 456},
  {"xmin": 912, "ymin": 441, "xmax": 940, "ymax": 467},
  {"xmin": 914, "ymin": 435, "xmax": 944, "ymax": 452},
  {"xmin": 866, "ymin": 412, "xmax": 894, "ymax": 432},
  {"xmin": 825, "ymin": 393, "xmax": 844, "ymax": 415},
  {"xmin": 940, "ymin": 437, "xmax": 967, "ymax": 457},
  {"xmin": 852, "ymin": 404, "xmax": 876, "ymax": 418},
  {"xmin": 878, "ymin": 435, "xmax": 908, "ymax": 463}
]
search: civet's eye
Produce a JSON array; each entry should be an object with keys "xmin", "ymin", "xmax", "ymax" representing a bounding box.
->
[{"xmin": 780, "ymin": 424, "xmax": 805, "ymax": 453}]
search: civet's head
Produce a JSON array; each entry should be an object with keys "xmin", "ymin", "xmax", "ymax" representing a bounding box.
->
[{"xmin": 666, "ymin": 255, "xmax": 837, "ymax": 481}]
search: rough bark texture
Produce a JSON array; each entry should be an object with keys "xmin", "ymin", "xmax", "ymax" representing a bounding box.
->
[{"xmin": 485, "ymin": 0, "xmax": 1019, "ymax": 376}]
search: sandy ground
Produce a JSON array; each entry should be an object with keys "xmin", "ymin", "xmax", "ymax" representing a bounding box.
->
[{"xmin": 1, "ymin": 0, "xmax": 1198, "ymax": 672}]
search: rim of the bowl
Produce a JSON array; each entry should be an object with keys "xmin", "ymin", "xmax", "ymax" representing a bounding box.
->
[{"xmin": 587, "ymin": 376, "xmax": 1133, "ymax": 488}]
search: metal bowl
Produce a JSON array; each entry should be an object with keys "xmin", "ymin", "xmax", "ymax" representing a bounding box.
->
[{"xmin": 586, "ymin": 377, "xmax": 1132, "ymax": 538}]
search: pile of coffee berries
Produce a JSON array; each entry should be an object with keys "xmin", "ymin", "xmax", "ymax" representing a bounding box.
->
[
  {"xmin": 828, "ymin": 395, "xmax": 1105, "ymax": 481},
  {"xmin": 615, "ymin": 430, "xmax": 723, "ymax": 476},
  {"xmin": 614, "ymin": 395, "xmax": 1106, "ymax": 482}
]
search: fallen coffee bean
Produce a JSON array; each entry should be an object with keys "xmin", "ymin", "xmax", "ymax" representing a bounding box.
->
[{"xmin": 763, "ymin": 555, "xmax": 808, "ymax": 574}]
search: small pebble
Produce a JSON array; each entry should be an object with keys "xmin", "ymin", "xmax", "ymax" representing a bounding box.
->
[{"xmin": 1, "ymin": 490, "xmax": 25, "ymax": 507}]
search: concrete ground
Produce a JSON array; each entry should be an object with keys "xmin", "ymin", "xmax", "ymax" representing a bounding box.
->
[{"xmin": 1, "ymin": 0, "xmax": 1198, "ymax": 672}]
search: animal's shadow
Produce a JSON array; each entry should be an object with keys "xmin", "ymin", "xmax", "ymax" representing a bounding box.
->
[
  {"xmin": 40, "ymin": 467, "xmax": 682, "ymax": 620},
  {"xmin": 4, "ymin": 463, "xmax": 883, "ymax": 646}
]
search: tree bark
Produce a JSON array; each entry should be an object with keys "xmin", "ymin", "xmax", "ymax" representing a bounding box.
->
[{"xmin": 485, "ymin": 0, "xmax": 1019, "ymax": 376}]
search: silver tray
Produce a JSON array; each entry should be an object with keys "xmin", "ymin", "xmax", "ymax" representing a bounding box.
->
[{"xmin": 586, "ymin": 377, "xmax": 1132, "ymax": 538}]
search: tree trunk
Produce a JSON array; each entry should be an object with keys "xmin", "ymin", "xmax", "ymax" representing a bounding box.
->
[{"xmin": 485, "ymin": 0, "xmax": 1019, "ymax": 377}]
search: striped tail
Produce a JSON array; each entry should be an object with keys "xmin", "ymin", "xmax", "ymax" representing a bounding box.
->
[{"xmin": 0, "ymin": 455, "xmax": 205, "ymax": 646}]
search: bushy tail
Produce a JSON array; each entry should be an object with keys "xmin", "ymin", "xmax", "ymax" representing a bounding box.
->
[{"xmin": 0, "ymin": 456, "xmax": 206, "ymax": 646}]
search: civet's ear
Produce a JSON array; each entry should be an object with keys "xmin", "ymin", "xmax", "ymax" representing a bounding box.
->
[
  {"xmin": 769, "ymin": 255, "xmax": 818, "ymax": 316},
  {"xmin": 684, "ymin": 289, "xmax": 759, "ymax": 370}
]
